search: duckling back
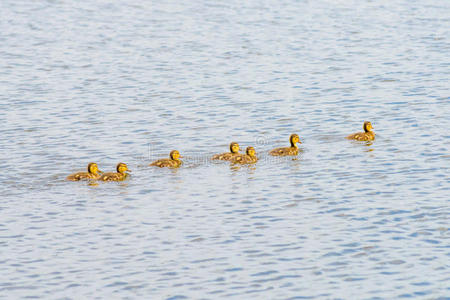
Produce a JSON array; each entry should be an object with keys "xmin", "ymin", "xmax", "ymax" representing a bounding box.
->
[
  {"xmin": 347, "ymin": 131, "xmax": 375, "ymax": 141},
  {"xmin": 212, "ymin": 152, "xmax": 241, "ymax": 161},
  {"xmin": 66, "ymin": 172, "xmax": 99, "ymax": 181},
  {"xmin": 231, "ymin": 154, "xmax": 258, "ymax": 164},
  {"xmin": 269, "ymin": 147, "xmax": 299, "ymax": 156},
  {"xmin": 150, "ymin": 158, "xmax": 182, "ymax": 168},
  {"xmin": 99, "ymin": 172, "xmax": 128, "ymax": 181}
]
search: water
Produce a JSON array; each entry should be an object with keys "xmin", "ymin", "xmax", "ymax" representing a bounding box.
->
[{"xmin": 1, "ymin": 0, "xmax": 449, "ymax": 298}]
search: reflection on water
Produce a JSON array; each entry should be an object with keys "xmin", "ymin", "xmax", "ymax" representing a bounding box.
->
[
  {"xmin": 229, "ymin": 163, "xmax": 257, "ymax": 173},
  {"xmin": 363, "ymin": 142, "xmax": 375, "ymax": 152},
  {"xmin": 1, "ymin": 0, "xmax": 449, "ymax": 298}
]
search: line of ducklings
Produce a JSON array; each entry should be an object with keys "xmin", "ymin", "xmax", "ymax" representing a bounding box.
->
[
  {"xmin": 67, "ymin": 121, "xmax": 375, "ymax": 182},
  {"xmin": 66, "ymin": 162, "xmax": 131, "ymax": 181}
]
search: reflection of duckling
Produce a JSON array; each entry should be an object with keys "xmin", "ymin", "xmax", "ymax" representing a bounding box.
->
[
  {"xmin": 231, "ymin": 146, "xmax": 258, "ymax": 164},
  {"xmin": 269, "ymin": 134, "xmax": 301, "ymax": 156},
  {"xmin": 347, "ymin": 121, "xmax": 375, "ymax": 141},
  {"xmin": 99, "ymin": 163, "xmax": 130, "ymax": 181},
  {"xmin": 212, "ymin": 142, "xmax": 241, "ymax": 161},
  {"xmin": 150, "ymin": 150, "xmax": 183, "ymax": 168},
  {"xmin": 67, "ymin": 163, "xmax": 102, "ymax": 181}
]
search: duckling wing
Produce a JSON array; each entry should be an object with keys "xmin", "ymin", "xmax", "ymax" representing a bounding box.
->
[
  {"xmin": 150, "ymin": 159, "xmax": 174, "ymax": 168},
  {"xmin": 347, "ymin": 132, "xmax": 361, "ymax": 140},
  {"xmin": 150, "ymin": 159, "xmax": 164, "ymax": 167},
  {"xmin": 66, "ymin": 174, "xmax": 78, "ymax": 181},
  {"xmin": 99, "ymin": 172, "xmax": 121, "ymax": 181},
  {"xmin": 241, "ymin": 156, "xmax": 256, "ymax": 164},
  {"xmin": 365, "ymin": 132, "xmax": 375, "ymax": 141},
  {"xmin": 230, "ymin": 153, "xmax": 246, "ymax": 162},
  {"xmin": 230, "ymin": 155, "xmax": 243, "ymax": 163},
  {"xmin": 212, "ymin": 152, "xmax": 234, "ymax": 161},
  {"xmin": 211, "ymin": 154, "xmax": 222, "ymax": 160},
  {"xmin": 269, "ymin": 147, "xmax": 288, "ymax": 156},
  {"xmin": 347, "ymin": 132, "xmax": 374, "ymax": 141},
  {"xmin": 66, "ymin": 172, "xmax": 87, "ymax": 181},
  {"xmin": 231, "ymin": 155, "xmax": 257, "ymax": 164}
]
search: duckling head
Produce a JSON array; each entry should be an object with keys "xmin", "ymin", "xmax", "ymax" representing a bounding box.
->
[
  {"xmin": 88, "ymin": 162, "xmax": 100, "ymax": 175},
  {"xmin": 290, "ymin": 134, "xmax": 301, "ymax": 147},
  {"xmin": 363, "ymin": 121, "xmax": 373, "ymax": 132},
  {"xmin": 230, "ymin": 142, "xmax": 240, "ymax": 153},
  {"xmin": 116, "ymin": 162, "xmax": 130, "ymax": 174},
  {"xmin": 170, "ymin": 150, "xmax": 182, "ymax": 161},
  {"xmin": 246, "ymin": 146, "xmax": 256, "ymax": 157}
]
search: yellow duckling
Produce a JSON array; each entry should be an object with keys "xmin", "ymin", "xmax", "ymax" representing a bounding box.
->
[
  {"xmin": 231, "ymin": 146, "xmax": 258, "ymax": 164},
  {"xmin": 67, "ymin": 162, "xmax": 102, "ymax": 181},
  {"xmin": 99, "ymin": 162, "xmax": 131, "ymax": 181},
  {"xmin": 150, "ymin": 150, "xmax": 183, "ymax": 168},
  {"xmin": 212, "ymin": 142, "xmax": 241, "ymax": 161},
  {"xmin": 347, "ymin": 121, "xmax": 375, "ymax": 141},
  {"xmin": 269, "ymin": 133, "xmax": 302, "ymax": 156}
]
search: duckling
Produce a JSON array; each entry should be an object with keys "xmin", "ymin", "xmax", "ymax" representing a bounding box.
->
[
  {"xmin": 231, "ymin": 146, "xmax": 258, "ymax": 164},
  {"xmin": 347, "ymin": 121, "xmax": 375, "ymax": 141},
  {"xmin": 212, "ymin": 142, "xmax": 241, "ymax": 161},
  {"xmin": 269, "ymin": 134, "xmax": 302, "ymax": 156},
  {"xmin": 150, "ymin": 150, "xmax": 183, "ymax": 168},
  {"xmin": 67, "ymin": 162, "xmax": 102, "ymax": 181},
  {"xmin": 99, "ymin": 162, "xmax": 130, "ymax": 181}
]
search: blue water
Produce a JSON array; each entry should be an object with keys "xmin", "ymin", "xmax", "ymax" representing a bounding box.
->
[{"xmin": 1, "ymin": 0, "xmax": 449, "ymax": 298}]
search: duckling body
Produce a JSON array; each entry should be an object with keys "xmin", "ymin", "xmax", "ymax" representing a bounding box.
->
[
  {"xmin": 67, "ymin": 163, "xmax": 102, "ymax": 181},
  {"xmin": 212, "ymin": 152, "xmax": 241, "ymax": 161},
  {"xmin": 150, "ymin": 150, "xmax": 183, "ymax": 168},
  {"xmin": 269, "ymin": 134, "xmax": 301, "ymax": 156},
  {"xmin": 99, "ymin": 163, "xmax": 130, "ymax": 181},
  {"xmin": 212, "ymin": 142, "xmax": 241, "ymax": 161},
  {"xmin": 347, "ymin": 121, "xmax": 375, "ymax": 141},
  {"xmin": 231, "ymin": 147, "xmax": 258, "ymax": 164}
]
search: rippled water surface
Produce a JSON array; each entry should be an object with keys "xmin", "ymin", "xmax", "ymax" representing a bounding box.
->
[{"xmin": 1, "ymin": 0, "xmax": 449, "ymax": 298}]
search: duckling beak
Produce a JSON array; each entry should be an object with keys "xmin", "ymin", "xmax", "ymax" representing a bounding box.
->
[
  {"xmin": 127, "ymin": 169, "xmax": 132, "ymax": 172},
  {"xmin": 98, "ymin": 170, "xmax": 103, "ymax": 174},
  {"xmin": 179, "ymin": 155, "xmax": 183, "ymax": 158}
]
